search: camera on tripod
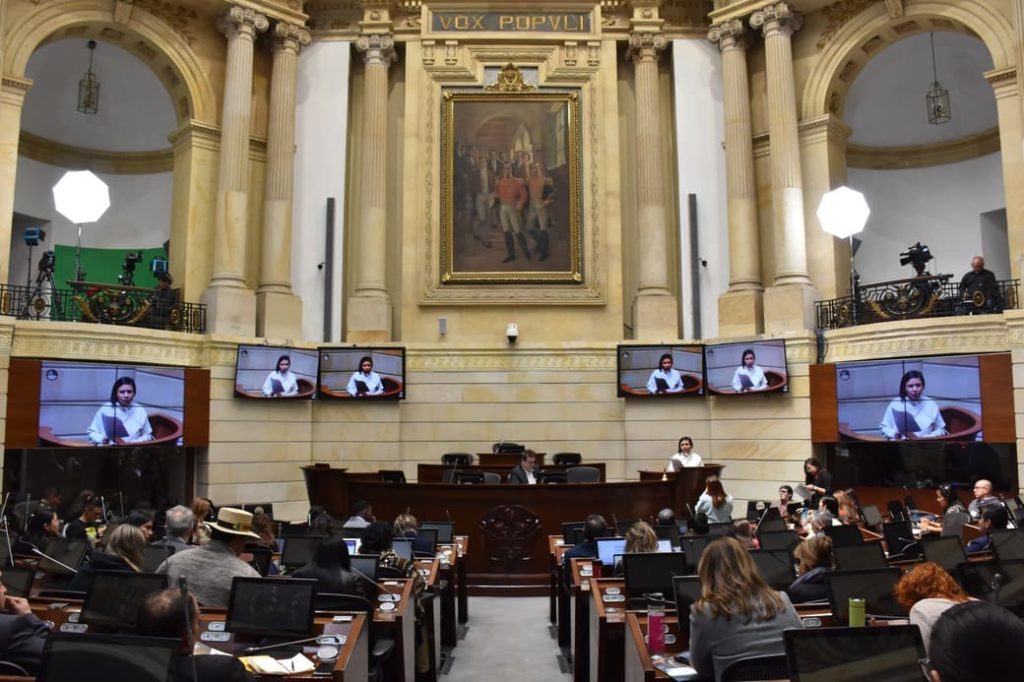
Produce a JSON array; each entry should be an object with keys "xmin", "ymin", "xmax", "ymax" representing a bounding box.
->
[
  {"xmin": 898, "ymin": 242, "xmax": 933, "ymax": 277},
  {"xmin": 38, "ymin": 250, "xmax": 56, "ymax": 276},
  {"xmin": 118, "ymin": 251, "xmax": 144, "ymax": 286}
]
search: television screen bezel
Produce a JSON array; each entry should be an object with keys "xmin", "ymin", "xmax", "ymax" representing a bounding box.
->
[
  {"xmin": 316, "ymin": 346, "xmax": 407, "ymax": 401},
  {"xmin": 703, "ymin": 339, "xmax": 789, "ymax": 396},
  {"xmin": 615, "ymin": 344, "xmax": 706, "ymax": 399},
  {"xmin": 233, "ymin": 345, "xmax": 320, "ymax": 400}
]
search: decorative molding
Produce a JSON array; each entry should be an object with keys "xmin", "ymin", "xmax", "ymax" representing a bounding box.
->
[
  {"xmin": 483, "ymin": 63, "xmax": 537, "ymax": 92},
  {"xmin": 134, "ymin": 0, "xmax": 200, "ymax": 46},
  {"xmin": 847, "ymin": 127, "xmax": 1000, "ymax": 170},
  {"xmin": 707, "ymin": 18, "xmax": 747, "ymax": 51},
  {"xmin": 355, "ymin": 32, "xmax": 395, "ymax": 66},
  {"xmin": 18, "ymin": 131, "xmax": 174, "ymax": 175},
  {"xmin": 273, "ymin": 22, "xmax": 312, "ymax": 54},
  {"xmin": 168, "ymin": 119, "xmax": 222, "ymax": 154},
  {"xmin": 750, "ymin": 2, "xmax": 802, "ymax": 39},
  {"xmin": 407, "ymin": 347, "xmax": 616, "ymax": 372},
  {"xmin": 10, "ymin": 321, "xmax": 209, "ymax": 367},
  {"xmin": 884, "ymin": 0, "xmax": 904, "ymax": 19},
  {"xmin": 217, "ymin": 6, "xmax": 270, "ymax": 42},
  {"xmin": 822, "ymin": 315, "xmax": 1014, "ymax": 362},
  {"xmin": 816, "ymin": 0, "xmax": 874, "ymax": 49},
  {"xmin": 628, "ymin": 31, "xmax": 668, "ymax": 63}
]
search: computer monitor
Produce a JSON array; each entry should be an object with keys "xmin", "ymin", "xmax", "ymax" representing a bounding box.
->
[
  {"xmin": 708, "ymin": 522, "xmax": 732, "ymax": 536},
  {"xmin": 823, "ymin": 524, "xmax": 863, "ymax": 548},
  {"xmin": 596, "ymin": 537, "xmax": 627, "ymax": 567},
  {"xmin": 784, "ymin": 625, "xmax": 926, "ymax": 682},
  {"xmin": 622, "ymin": 552, "xmax": 688, "ymax": 599},
  {"xmin": 281, "ymin": 536, "xmax": 322, "ymax": 568},
  {"xmin": 991, "ymin": 529, "xmax": 1024, "ymax": 561},
  {"xmin": 350, "ymin": 555, "xmax": 378, "ymax": 582},
  {"xmin": 38, "ymin": 633, "xmax": 179, "ymax": 682},
  {"xmin": 958, "ymin": 559, "xmax": 1024, "ymax": 613},
  {"xmin": 652, "ymin": 525, "xmax": 680, "ymax": 546},
  {"xmin": 226, "ymin": 577, "xmax": 317, "ymax": 638},
  {"xmin": 757, "ymin": 531, "xmax": 799, "ymax": 553},
  {"xmin": 920, "ymin": 536, "xmax": 967, "ymax": 572},
  {"xmin": 832, "ymin": 543, "xmax": 888, "ymax": 571},
  {"xmin": 825, "ymin": 568, "xmax": 906, "ymax": 624},
  {"xmin": 0, "ymin": 565, "xmax": 35, "ymax": 598},
  {"xmin": 757, "ymin": 516, "xmax": 788, "ymax": 533},
  {"xmin": 391, "ymin": 538, "xmax": 413, "ymax": 561},
  {"xmin": 562, "ymin": 522, "xmax": 585, "ymax": 545},
  {"xmin": 38, "ymin": 538, "xmax": 89, "ymax": 575},
  {"xmin": 882, "ymin": 520, "xmax": 920, "ymax": 559},
  {"xmin": 749, "ymin": 549, "xmax": 796, "ymax": 590},
  {"xmin": 343, "ymin": 538, "xmax": 362, "ymax": 556},
  {"xmin": 421, "ymin": 522, "xmax": 454, "ymax": 543},
  {"xmin": 80, "ymin": 572, "xmax": 169, "ymax": 630},
  {"xmin": 680, "ymin": 536, "xmax": 709, "ymax": 574},
  {"xmin": 672, "ymin": 575, "xmax": 702, "ymax": 638},
  {"xmin": 887, "ymin": 500, "xmax": 908, "ymax": 523},
  {"xmin": 143, "ymin": 545, "xmax": 175, "ymax": 573},
  {"xmin": 412, "ymin": 528, "xmax": 438, "ymax": 556},
  {"xmin": 656, "ymin": 538, "xmax": 673, "ymax": 552}
]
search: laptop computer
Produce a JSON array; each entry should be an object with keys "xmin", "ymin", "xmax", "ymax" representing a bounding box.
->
[
  {"xmin": 882, "ymin": 520, "xmax": 920, "ymax": 560},
  {"xmin": 745, "ymin": 500, "xmax": 773, "ymax": 520},
  {"xmin": 784, "ymin": 625, "xmax": 926, "ymax": 682},
  {"xmin": 350, "ymin": 554, "xmax": 378, "ymax": 582},
  {"xmin": 920, "ymin": 536, "xmax": 967, "ymax": 572},
  {"xmin": 0, "ymin": 565, "xmax": 35, "ymax": 598},
  {"xmin": 80, "ymin": 571, "xmax": 169, "ymax": 630},
  {"xmin": 757, "ymin": 530, "xmax": 799, "ymax": 552},
  {"xmin": 281, "ymin": 536, "xmax": 322, "ymax": 568},
  {"xmin": 679, "ymin": 536, "xmax": 709, "ymax": 574},
  {"xmin": 758, "ymin": 516, "xmax": 788, "ymax": 533},
  {"xmin": 226, "ymin": 577, "xmax": 317, "ymax": 639},
  {"xmin": 391, "ymin": 538, "xmax": 413, "ymax": 561},
  {"xmin": 38, "ymin": 538, "xmax": 89, "ymax": 576},
  {"xmin": 622, "ymin": 552, "xmax": 688, "ymax": 600},
  {"xmin": 412, "ymin": 528, "xmax": 438, "ymax": 556},
  {"xmin": 343, "ymin": 538, "xmax": 362, "ymax": 556},
  {"xmin": 142, "ymin": 545, "xmax": 176, "ymax": 573},
  {"xmin": 672, "ymin": 575, "xmax": 702, "ymax": 639},
  {"xmin": 958, "ymin": 559, "xmax": 1024, "ymax": 613},
  {"xmin": 832, "ymin": 543, "xmax": 888, "ymax": 571},
  {"xmin": 825, "ymin": 567, "xmax": 907, "ymax": 625},
  {"xmin": 990, "ymin": 529, "xmax": 1024, "ymax": 561},
  {"xmin": 749, "ymin": 549, "xmax": 796, "ymax": 590},
  {"xmin": 653, "ymin": 525, "xmax": 681, "ymax": 547},
  {"xmin": 561, "ymin": 522, "xmax": 585, "ymax": 545},
  {"xmin": 38, "ymin": 633, "xmax": 179, "ymax": 682},
  {"xmin": 596, "ymin": 537, "xmax": 627, "ymax": 567},
  {"xmin": 823, "ymin": 524, "xmax": 863, "ymax": 548},
  {"xmin": 421, "ymin": 521, "xmax": 455, "ymax": 543}
]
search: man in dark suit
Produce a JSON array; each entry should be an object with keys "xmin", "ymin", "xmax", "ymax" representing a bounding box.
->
[
  {"xmin": 960, "ymin": 256, "xmax": 1000, "ymax": 312},
  {"xmin": 508, "ymin": 450, "xmax": 537, "ymax": 484},
  {"xmin": 0, "ymin": 569, "xmax": 51, "ymax": 675},
  {"xmin": 562, "ymin": 514, "xmax": 607, "ymax": 586}
]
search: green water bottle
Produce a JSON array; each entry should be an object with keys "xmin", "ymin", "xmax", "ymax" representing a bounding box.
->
[{"xmin": 849, "ymin": 597, "xmax": 866, "ymax": 627}]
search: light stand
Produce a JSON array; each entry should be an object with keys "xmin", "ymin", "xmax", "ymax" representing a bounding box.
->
[
  {"xmin": 22, "ymin": 227, "xmax": 45, "ymax": 290},
  {"xmin": 817, "ymin": 187, "xmax": 870, "ymax": 325},
  {"xmin": 51, "ymin": 170, "xmax": 110, "ymax": 284},
  {"xmin": 75, "ymin": 223, "xmax": 85, "ymax": 281}
]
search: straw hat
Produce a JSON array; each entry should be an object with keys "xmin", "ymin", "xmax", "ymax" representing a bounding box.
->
[{"xmin": 208, "ymin": 507, "xmax": 260, "ymax": 539}]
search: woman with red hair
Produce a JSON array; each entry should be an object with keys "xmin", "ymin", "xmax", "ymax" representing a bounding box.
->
[{"xmin": 893, "ymin": 561, "xmax": 972, "ymax": 653}]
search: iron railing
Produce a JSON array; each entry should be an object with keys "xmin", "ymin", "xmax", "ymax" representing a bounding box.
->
[
  {"xmin": 816, "ymin": 276, "xmax": 1019, "ymax": 330},
  {"xmin": 0, "ymin": 281, "xmax": 206, "ymax": 333}
]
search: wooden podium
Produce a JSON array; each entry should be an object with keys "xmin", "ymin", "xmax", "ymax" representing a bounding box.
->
[{"xmin": 637, "ymin": 464, "xmax": 725, "ymax": 510}]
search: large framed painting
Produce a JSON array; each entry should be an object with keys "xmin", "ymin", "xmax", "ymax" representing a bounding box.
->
[{"xmin": 440, "ymin": 65, "xmax": 582, "ymax": 284}]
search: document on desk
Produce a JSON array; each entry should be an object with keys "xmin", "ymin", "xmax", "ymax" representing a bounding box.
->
[
  {"xmin": 652, "ymin": 655, "xmax": 699, "ymax": 681},
  {"xmin": 240, "ymin": 653, "xmax": 316, "ymax": 675}
]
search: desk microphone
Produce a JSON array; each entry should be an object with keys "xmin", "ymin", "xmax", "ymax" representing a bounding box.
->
[
  {"xmin": 445, "ymin": 510, "xmax": 452, "ymax": 524},
  {"xmin": 895, "ymin": 537, "xmax": 919, "ymax": 556},
  {"xmin": 240, "ymin": 634, "xmax": 324, "ymax": 655},
  {"xmin": 25, "ymin": 543, "xmax": 79, "ymax": 574}
]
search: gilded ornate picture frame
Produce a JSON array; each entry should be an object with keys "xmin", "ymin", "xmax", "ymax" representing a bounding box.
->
[{"xmin": 440, "ymin": 68, "xmax": 583, "ymax": 285}]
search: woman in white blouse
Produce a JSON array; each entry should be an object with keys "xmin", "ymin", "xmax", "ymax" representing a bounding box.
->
[
  {"xmin": 730, "ymin": 349, "xmax": 768, "ymax": 392},
  {"xmin": 261, "ymin": 355, "xmax": 299, "ymax": 397},
  {"xmin": 87, "ymin": 377, "xmax": 152, "ymax": 445},
  {"xmin": 879, "ymin": 370, "xmax": 946, "ymax": 440}
]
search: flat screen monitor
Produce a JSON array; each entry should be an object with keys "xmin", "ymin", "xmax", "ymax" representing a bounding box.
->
[
  {"xmin": 833, "ymin": 543, "xmax": 888, "ymax": 571},
  {"xmin": 883, "ymin": 520, "xmax": 920, "ymax": 560},
  {"xmin": 350, "ymin": 555, "xmax": 378, "ymax": 582},
  {"xmin": 672, "ymin": 575, "xmax": 702, "ymax": 637},
  {"xmin": 680, "ymin": 536, "xmax": 709, "ymax": 574},
  {"xmin": 704, "ymin": 339, "xmax": 788, "ymax": 395},
  {"xmin": 343, "ymin": 538, "xmax": 362, "ymax": 556},
  {"xmin": 959, "ymin": 559, "xmax": 1024, "ymax": 612},
  {"xmin": 596, "ymin": 537, "xmax": 627, "ymax": 567},
  {"xmin": 652, "ymin": 525, "xmax": 680, "ymax": 546},
  {"xmin": 233, "ymin": 346, "xmax": 318, "ymax": 400},
  {"xmin": 318, "ymin": 348, "xmax": 406, "ymax": 400},
  {"xmin": 38, "ymin": 633, "xmax": 179, "ymax": 682},
  {"xmin": 784, "ymin": 625, "xmax": 926, "ymax": 682},
  {"xmin": 757, "ymin": 531, "xmax": 799, "ymax": 553},
  {"xmin": 823, "ymin": 524, "xmax": 863, "ymax": 548},
  {"xmin": 412, "ymin": 528, "xmax": 438, "ymax": 556},
  {"xmin": 421, "ymin": 522, "xmax": 454, "ymax": 543},
  {"xmin": 746, "ymin": 500, "xmax": 774, "ymax": 520},
  {"xmin": 826, "ymin": 568, "xmax": 906, "ymax": 624},
  {"xmin": 749, "ymin": 549, "xmax": 795, "ymax": 590},
  {"xmin": 861, "ymin": 505, "xmax": 883, "ymax": 529},
  {"xmin": 835, "ymin": 355, "xmax": 982, "ymax": 441},
  {"xmin": 622, "ymin": 552, "xmax": 688, "ymax": 598},
  {"xmin": 656, "ymin": 538, "xmax": 673, "ymax": 552},
  {"xmin": 38, "ymin": 362, "xmax": 185, "ymax": 447},
  {"xmin": 920, "ymin": 536, "xmax": 967, "ymax": 572},
  {"xmin": 226, "ymin": 577, "xmax": 317, "ymax": 638},
  {"xmin": 38, "ymin": 538, "xmax": 89, "ymax": 575},
  {"xmin": 616, "ymin": 345, "xmax": 705, "ymax": 397},
  {"xmin": 0, "ymin": 565, "xmax": 34, "ymax": 598},
  {"xmin": 991, "ymin": 529, "xmax": 1024, "ymax": 561},
  {"xmin": 143, "ymin": 545, "xmax": 175, "ymax": 573},
  {"xmin": 562, "ymin": 522, "xmax": 585, "ymax": 545},
  {"xmin": 391, "ymin": 538, "xmax": 413, "ymax": 561},
  {"xmin": 80, "ymin": 572, "xmax": 169, "ymax": 629},
  {"xmin": 281, "ymin": 536, "xmax": 322, "ymax": 568}
]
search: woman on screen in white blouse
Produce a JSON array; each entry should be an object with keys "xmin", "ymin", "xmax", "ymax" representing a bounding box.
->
[
  {"xmin": 261, "ymin": 354, "xmax": 299, "ymax": 397},
  {"xmin": 346, "ymin": 356, "xmax": 385, "ymax": 397},
  {"xmin": 730, "ymin": 349, "xmax": 768, "ymax": 393},
  {"xmin": 87, "ymin": 376, "xmax": 153, "ymax": 445},
  {"xmin": 879, "ymin": 370, "xmax": 947, "ymax": 440}
]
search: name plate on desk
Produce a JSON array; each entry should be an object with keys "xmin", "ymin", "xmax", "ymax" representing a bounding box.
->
[{"xmin": 200, "ymin": 631, "xmax": 231, "ymax": 643}]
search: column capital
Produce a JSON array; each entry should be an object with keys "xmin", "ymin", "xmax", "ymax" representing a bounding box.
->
[
  {"xmin": 628, "ymin": 32, "xmax": 668, "ymax": 64},
  {"xmin": 750, "ymin": 2, "xmax": 802, "ymax": 39},
  {"xmin": 708, "ymin": 19, "xmax": 749, "ymax": 52},
  {"xmin": 273, "ymin": 22, "xmax": 312, "ymax": 55},
  {"xmin": 218, "ymin": 6, "xmax": 270, "ymax": 42},
  {"xmin": 356, "ymin": 33, "xmax": 396, "ymax": 67}
]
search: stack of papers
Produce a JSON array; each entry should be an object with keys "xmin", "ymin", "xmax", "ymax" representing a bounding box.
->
[{"xmin": 240, "ymin": 653, "xmax": 316, "ymax": 675}]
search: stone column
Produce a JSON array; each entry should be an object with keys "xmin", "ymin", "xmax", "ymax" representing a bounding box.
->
[
  {"xmin": 0, "ymin": 76, "xmax": 31, "ymax": 287},
  {"xmin": 257, "ymin": 22, "xmax": 311, "ymax": 338},
  {"xmin": 750, "ymin": 1, "xmax": 816, "ymax": 333},
  {"xmin": 986, "ymin": 68, "xmax": 1024, "ymax": 281},
  {"xmin": 204, "ymin": 6, "xmax": 268, "ymax": 336},
  {"xmin": 709, "ymin": 20, "xmax": 763, "ymax": 336},
  {"xmin": 346, "ymin": 32, "xmax": 395, "ymax": 342},
  {"xmin": 629, "ymin": 28, "xmax": 679, "ymax": 340}
]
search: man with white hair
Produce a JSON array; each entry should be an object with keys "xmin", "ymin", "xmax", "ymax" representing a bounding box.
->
[{"xmin": 152, "ymin": 505, "xmax": 196, "ymax": 551}]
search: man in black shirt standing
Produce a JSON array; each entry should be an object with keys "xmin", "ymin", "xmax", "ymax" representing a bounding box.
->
[{"xmin": 960, "ymin": 256, "xmax": 1000, "ymax": 312}]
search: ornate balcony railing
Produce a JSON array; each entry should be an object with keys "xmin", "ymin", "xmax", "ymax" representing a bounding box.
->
[
  {"xmin": 0, "ymin": 281, "xmax": 207, "ymax": 334},
  {"xmin": 815, "ymin": 275, "xmax": 1019, "ymax": 330}
]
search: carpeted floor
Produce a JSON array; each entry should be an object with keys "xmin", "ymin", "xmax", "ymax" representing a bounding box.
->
[{"xmin": 443, "ymin": 597, "xmax": 571, "ymax": 680}]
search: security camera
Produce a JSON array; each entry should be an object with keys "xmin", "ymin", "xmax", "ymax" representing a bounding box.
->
[{"xmin": 506, "ymin": 323, "xmax": 518, "ymax": 344}]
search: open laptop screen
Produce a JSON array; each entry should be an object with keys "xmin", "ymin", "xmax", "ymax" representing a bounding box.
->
[
  {"xmin": 832, "ymin": 543, "xmax": 887, "ymax": 571},
  {"xmin": 784, "ymin": 625, "xmax": 925, "ymax": 682},
  {"xmin": 882, "ymin": 520, "xmax": 920, "ymax": 559},
  {"xmin": 0, "ymin": 566, "xmax": 35, "ymax": 599},
  {"xmin": 749, "ymin": 549, "xmax": 795, "ymax": 590},
  {"xmin": 38, "ymin": 633, "xmax": 178, "ymax": 682},
  {"xmin": 596, "ymin": 537, "xmax": 627, "ymax": 567},
  {"xmin": 421, "ymin": 522, "xmax": 454, "ymax": 543},
  {"xmin": 81, "ymin": 572, "xmax": 169, "ymax": 630},
  {"xmin": 391, "ymin": 538, "xmax": 413, "ymax": 561},
  {"xmin": 622, "ymin": 552, "xmax": 688, "ymax": 598},
  {"xmin": 823, "ymin": 524, "xmax": 863, "ymax": 548},
  {"xmin": 920, "ymin": 536, "xmax": 966, "ymax": 572},
  {"xmin": 991, "ymin": 529, "xmax": 1024, "ymax": 561},
  {"xmin": 281, "ymin": 536, "xmax": 322, "ymax": 568},
  {"xmin": 757, "ymin": 531, "xmax": 799, "ymax": 552},
  {"xmin": 412, "ymin": 528, "xmax": 438, "ymax": 555},
  {"xmin": 350, "ymin": 554, "xmax": 378, "ymax": 582},
  {"xmin": 226, "ymin": 577, "xmax": 316, "ymax": 638},
  {"xmin": 679, "ymin": 536, "xmax": 709, "ymax": 574},
  {"xmin": 38, "ymin": 538, "xmax": 89, "ymax": 575},
  {"xmin": 826, "ymin": 567, "xmax": 906, "ymax": 625}
]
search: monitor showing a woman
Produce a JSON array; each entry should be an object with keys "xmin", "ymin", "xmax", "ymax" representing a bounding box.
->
[
  {"xmin": 730, "ymin": 349, "xmax": 768, "ymax": 393},
  {"xmin": 646, "ymin": 353, "xmax": 684, "ymax": 394},
  {"xmin": 87, "ymin": 377, "xmax": 152, "ymax": 446},
  {"xmin": 261, "ymin": 354, "xmax": 298, "ymax": 398},
  {"xmin": 879, "ymin": 370, "xmax": 947, "ymax": 440},
  {"xmin": 346, "ymin": 356, "xmax": 384, "ymax": 397}
]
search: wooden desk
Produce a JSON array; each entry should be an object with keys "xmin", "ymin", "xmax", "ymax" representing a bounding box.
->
[
  {"xmin": 589, "ymin": 577, "xmax": 628, "ymax": 682},
  {"xmin": 624, "ymin": 612, "xmax": 687, "ymax": 682},
  {"xmin": 304, "ymin": 466, "xmax": 712, "ymax": 594},
  {"xmin": 417, "ymin": 462, "xmax": 606, "ymax": 483},
  {"xmin": 570, "ymin": 559, "xmax": 602, "ymax": 682},
  {"xmin": 417, "ymin": 559, "xmax": 443, "ymax": 678},
  {"xmin": 548, "ymin": 535, "xmax": 571, "ymax": 647},
  {"xmin": 371, "ymin": 579, "xmax": 416, "ymax": 682}
]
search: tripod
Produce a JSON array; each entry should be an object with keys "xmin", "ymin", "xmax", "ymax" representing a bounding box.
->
[{"xmin": 19, "ymin": 259, "xmax": 58, "ymax": 320}]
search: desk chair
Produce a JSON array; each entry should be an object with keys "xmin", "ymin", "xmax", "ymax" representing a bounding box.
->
[
  {"xmin": 942, "ymin": 511, "xmax": 970, "ymax": 538},
  {"xmin": 720, "ymin": 653, "xmax": 789, "ymax": 682},
  {"xmin": 0, "ymin": 661, "xmax": 28, "ymax": 677},
  {"xmin": 441, "ymin": 453, "xmax": 472, "ymax": 466},
  {"xmin": 314, "ymin": 593, "xmax": 395, "ymax": 682},
  {"xmin": 566, "ymin": 466, "xmax": 600, "ymax": 483},
  {"xmin": 552, "ymin": 452, "xmax": 582, "ymax": 466},
  {"xmin": 482, "ymin": 471, "xmax": 502, "ymax": 484},
  {"xmin": 242, "ymin": 543, "xmax": 273, "ymax": 576}
]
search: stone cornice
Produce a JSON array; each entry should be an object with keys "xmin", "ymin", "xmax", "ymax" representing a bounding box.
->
[
  {"xmin": 847, "ymin": 127, "xmax": 1000, "ymax": 170},
  {"xmin": 821, "ymin": 315, "xmax": 1015, "ymax": 363},
  {"xmin": 230, "ymin": 0, "xmax": 309, "ymax": 27},
  {"xmin": 708, "ymin": 0, "xmax": 774, "ymax": 25},
  {"xmin": 18, "ymin": 131, "xmax": 174, "ymax": 175}
]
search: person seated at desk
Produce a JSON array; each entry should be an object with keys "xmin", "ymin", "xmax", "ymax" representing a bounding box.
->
[
  {"xmin": 696, "ymin": 477, "xmax": 733, "ymax": 524},
  {"xmin": 927, "ymin": 601, "xmax": 1024, "ymax": 682},
  {"xmin": 63, "ymin": 495, "xmax": 102, "ymax": 546},
  {"xmin": 646, "ymin": 353, "xmax": 685, "ymax": 394},
  {"xmin": 834, "ymin": 490, "xmax": 862, "ymax": 525},
  {"xmin": 346, "ymin": 356, "xmax": 384, "ymax": 397},
  {"xmin": 128, "ymin": 509, "xmax": 155, "ymax": 542},
  {"xmin": 343, "ymin": 499, "xmax": 375, "ymax": 529},
  {"xmin": 394, "ymin": 512, "xmax": 418, "ymax": 538},
  {"xmin": 656, "ymin": 508, "xmax": 677, "ymax": 527},
  {"xmin": 0, "ymin": 567, "xmax": 51, "ymax": 676},
  {"xmin": 919, "ymin": 484, "xmax": 968, "ymax": 534},
  {"xmin": 71, "ymin": 523, "xmax": 146, "ymax": 591},
  {"xmin": 22, "ymin": 509, "xmax": 61, "ymax": 550},
  {"xmin": 137, "ymin": 587, "xmax": 254, "ymax": 682},
  {"xmin": 965, "ymin": 505, "xmax": 1009, "ymax": 554},
  {"xmin": 728, "ymin": 519, "xmax": 756, "ymax": 549},
  {"xmin": 804, "ymin": 510, "xmax": 833, "ymax": 540},
  {"xmin": 508, "ymin": 450, "xmax": 538, "ymax": 484},
  {"xmin": 158, "ymin": 507, "xmax": 260, "ymax": 607},
  {"xmin": 894, "ymin": 562, "xmax": 972, "ymax": 655},
  {"xmin": 967, "ymin": 479, "xmax": 999, "ymax": 520},
  {"xmin": 292, "ymin": 534, "xmax": 367, "ymax": 599},
  {"xmin": 152, "ymin": 505, "xmax": 197, "ymax": 552},
  {"xmin": 689, "ymin": 537, "xmax": 803, "ymax": 682},
  {"xmin": 787, "ymin": 535, "xmax": 832, "ymax": 604},
  {"xmin": 613, "ymin": 521, "xmax": 658, "ymax": 577},
  {"xmin": 665, "ymin": 435, "xmax": 703, "ymax": 472},
  {"xmin": 562, "ymin": 514, "xmax": 607, "ymax": 585}
]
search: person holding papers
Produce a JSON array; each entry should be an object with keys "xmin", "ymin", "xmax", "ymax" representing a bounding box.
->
[
  {"xmin": 87, "ymin": 376, "xmax": 153, "ymax": 445},
  {"xmin": 646, "ymin": 353, "xmax": 684, "ymax": 394},
  {"xmin": 730, "ymin": 348, "xmax": 768, "ymax": 392},
  {"xmin": 260, "ymin": 354, "xmax": 298, "ymax": 397},
  {"xmin": 879, "ymin": 370, "xmax": 947, "ymax": 440},
  {"xmin": 346, "ymin": 356, "xmax": 385, "ymax": 397},
  {"xmin": 665, "ymin": 436, "xmax": 704, "ymax": 472}
]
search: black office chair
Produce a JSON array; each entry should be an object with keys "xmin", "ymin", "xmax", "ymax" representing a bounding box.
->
[
  {"xmin": 314, "ymin": 594, "xmax": 395, "ymax": 682},
  {"xmin": 720, "ymin": 654, "xmax": 789, "ymax": 681},
  {"xmin": 441, "ymin": 453, "xmax": 472, "ymax": 466},
  {"xmin": 242, "ymin": 543, "xmax": 273, "ymax": 576},
  {"xmin": 482, "ymin": 472, "xmax": 502, "ymax": 484},
  {"xmin": 378, "ymin": 565, "xmax": 408, "ymax": 580},
  {"xmin": 552, "ymin": 452, "xmax": 582, "ymax": 466},
  {"xmin": 566, "ymin": 466, "xmax": 600, "ymax": 483}
]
